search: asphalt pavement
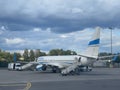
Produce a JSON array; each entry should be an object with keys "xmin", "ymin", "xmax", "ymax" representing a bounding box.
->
[{"xmin": 0, "ymin": 68, "xmax": 120, "ymax": 90}]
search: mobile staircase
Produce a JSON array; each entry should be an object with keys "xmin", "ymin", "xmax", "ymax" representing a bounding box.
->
[
  {"xmin": 61, "ymin": 60, "xmax": 81, "ymax": 76},
  {"xmin": 21, "ymin": 61, "xmax": 37, "ymax": 70}
]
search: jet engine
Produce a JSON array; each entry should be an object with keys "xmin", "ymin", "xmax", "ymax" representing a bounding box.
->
[{"xmin": 36, "ymin": 64, "xmax": 47, "ymax": 71}]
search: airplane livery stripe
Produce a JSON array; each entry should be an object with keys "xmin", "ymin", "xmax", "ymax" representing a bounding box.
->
[{"xmin": 88, "ymin": 39, "xmax": 100, "ymax": 45}]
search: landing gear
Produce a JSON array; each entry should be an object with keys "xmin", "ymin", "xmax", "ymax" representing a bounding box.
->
[
  {"xmin": 52, "ymin": 66, "xmax": 61, "ymax": 73},
  {"xmin": 85, "ymin": 66, "xmax": 92, "ymax": 72},
  {"xmin": 79, "ymin": 66, "xmax": 92, "ymax": 72},
  {"xmin": 61, "ymin": 67, "xmax": 81, "ymax": 76},
  {"xmin": 75, "ymin": 68, "xmax": 81, "ymax": 75}
]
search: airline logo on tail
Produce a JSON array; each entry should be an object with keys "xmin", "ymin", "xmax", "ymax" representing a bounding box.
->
[
  {"xmin": 88, "ymin": 27, "xmax": 100, "ymax": 46},
  {"xmin": 88, "ymin": 38, "xmax": 100, "ymax": 46}
]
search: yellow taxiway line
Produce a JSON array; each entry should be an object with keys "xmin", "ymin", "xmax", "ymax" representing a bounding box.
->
[{"xmin": 0, "ymin": 82, "xmax": 31, "ymax": 90}]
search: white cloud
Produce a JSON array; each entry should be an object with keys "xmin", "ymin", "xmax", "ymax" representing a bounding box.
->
[
  {"xmin": 104, "ymin": 42, "xmax": 120, "ymax": 48},
  {"xmin": 1, "ymin": 0, "xmax": 120, "ymax": 19},
  {"xmin": 0, "ymin": 26, "xmax": 6, "ymax": 34},
  {"xmin": 46, "ymin": 28, "xmax": 51, "ymax": 33},
  {"xmin": 0, "ymin": 0, "xmax": 120, "ymax": 35},
  {"xmin": 0, "ymin": 23, "xmax": 120, "ymax": 53},
  {"xmin": 33, "ymin": 27, "xmax": 51, "ymax": 33},
  {"xmin": 1, "ymin": 26, "xmax": 6, "ymax": 30},
  {"xmin": 33, "ymin": 28, "xmax": 42, "ymax": 32},
  {"xmin": 60, "ymin": 35, "xmax": 69, "ymax": 38},
  {"xmin": 0, "ymin": 30, "xmax": 2, "ymax": 35},
  {"xmin": 6, "ymin": 50, "xmax": 24, "ymax": 55},
  {"xmin": 71, "ymin": 8, "xmax": 84, "ymax": 14},
  {"xmin": 5, "ymin": 38, "xmax": 25, "ymax": 45}
]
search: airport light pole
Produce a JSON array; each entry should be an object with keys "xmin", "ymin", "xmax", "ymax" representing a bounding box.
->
[
  {"xmin": 109, "ymin": 27, "xmax": 113, "ymax": 56},
  {"xmin": 109, "ymin": 27, "xmax": 113, "ymax": 67}
]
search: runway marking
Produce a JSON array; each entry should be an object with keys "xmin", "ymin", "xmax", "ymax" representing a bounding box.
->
[
  {"xmin": 24, "ymin": 82, "xmax": 31, "ymax": 90},
  {"xmin": 0, "ymin": 82, "xmax": 31, "ymax": 90},
  {"xmin": 0, "ymin": 83, "xmax": 26, "ymax": 87}
]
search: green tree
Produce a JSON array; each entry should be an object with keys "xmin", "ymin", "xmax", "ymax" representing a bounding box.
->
[
  {"xmin": 49, "ymin": 49, "xmax": 77, "ymax": 55},
  {"xmin": 16, "ymin": 53, "xmax": 22, "ymax": 61},
  {"xmin": 0, "ymin": 51, "xmax": 12, "ymax": 62},
  {"xmin": 0, "ymin": 50, "xmax": 13, "ymax": 67},
  {"xmin": 29, "ymin": 50, "xmax": 35, "ymax": 61},
  {"xmin": 99, "ymin": 52, "xmax": 112, "ymax": 60},
  {"xmin": 40, "ymin": 52, "xmax": 46, "ymax": 56},
  {"xmin": 49, "ymin": 49, "xmax": 58, "ymax": 55},
  {"xmin": 71, "ymin": 51, "xmax": 77, "ymax": 55},
  {"xmin": 65, "ymin": 50, "xmax": 72, "ymax": 55},
  {"xmin": 23, "ymin": 49, "xmax": 29, "ymax": 61}
]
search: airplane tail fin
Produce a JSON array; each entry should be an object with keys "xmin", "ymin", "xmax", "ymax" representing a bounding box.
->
[{"xmin": 82, "ymin": 27, "xmax": 101, "ymax": 58}]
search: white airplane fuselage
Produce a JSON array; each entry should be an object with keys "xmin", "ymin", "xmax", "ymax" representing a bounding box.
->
[{"xmin": 37, "ymin": 55, "xmax": 95, "ymax": 69}]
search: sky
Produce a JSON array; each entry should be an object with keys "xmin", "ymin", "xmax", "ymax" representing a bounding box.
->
[{"xmin": 0, "ymin": 0, "xmax": 120, "ymax": 54}]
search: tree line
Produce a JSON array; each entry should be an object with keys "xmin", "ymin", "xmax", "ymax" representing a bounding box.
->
[
  {"xmin": 0, "ymin": 49, "xmax": 77, "ymax": 62},
  {"xmin": 0, "ymin": 49, "xmax": 120, "ymax": 67}
]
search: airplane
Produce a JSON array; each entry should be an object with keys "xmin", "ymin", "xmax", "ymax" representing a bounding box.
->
[
  {"xmin": 35, "ymin": 27, "xmax": 101, "ymax": 75},
  {"xmin": 105, "ymin": 54, "xmax": 119, "ymax": 63},
  {"xmin": 98, "ymin": 53, "xmax": 120, "ymax": 62}
]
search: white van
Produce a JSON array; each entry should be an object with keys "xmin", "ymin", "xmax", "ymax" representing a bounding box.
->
[{"xmin": 8, "ymin": 63, "xmax": 22, "ymax": 71}]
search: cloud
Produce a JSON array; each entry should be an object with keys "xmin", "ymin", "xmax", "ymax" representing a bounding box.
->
[
  {"xmin": 103, "ymin": 42, "xmax": 120, "ymax": 48},
  {"xmin": 33, "ymin": 28, "xmax": 42, "ymax": 32},
  {"xmin": 0, "ymin": 0, "xmax": 120, "ymax": 33},
  {"xmin": 1, "ymin": 26, "xmax": 6, "ymax": 30},
  {"xmin": 71, "ymin": 8, "xmax": 84, "ymax": 14},
  {"xmin": 0, "ymin": 0, "xmax": 120, "ymax": 53},
  {"xmin": 60, "ymin": 35, "xmax": 69, "ymax": 38},
  {"xmin": 0, "ymin": 26, "xmax": 7, "ymax": 34},
  {"xmin": 5, "ymin": 38, "xmax": 25, "ymax": 45},
  {"xmin": 0, "ymin": 27, "xmax": 120, "ymax": 53},
  {"xmin": 0, "ymin": 30, "xmax": 3, "ymax": 35}
]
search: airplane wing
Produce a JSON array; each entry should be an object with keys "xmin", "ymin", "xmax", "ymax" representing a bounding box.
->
[
  {"xmin": 45, "ymin": 63, "xmax": 66, "ymax": 69},
  {"xmin": 98, "ymin": 54, "xmax": 119, "ymax": 59},
  {"xmin": 78, "ymin": 54, "xmax": 98, "ymax": 59},
  {"xmin": 29, "ymin": 60, "xmax": 69, "ymax": 69}
]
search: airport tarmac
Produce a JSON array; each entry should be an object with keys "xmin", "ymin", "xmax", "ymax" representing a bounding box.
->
[{"xmin": 0, "ymin": 68, "xmax": 120, "ymax": 90}]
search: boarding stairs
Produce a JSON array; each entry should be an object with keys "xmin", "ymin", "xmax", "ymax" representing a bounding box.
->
[
  {"xmin": 21, "ymin": 61, "xmax": 37, "ymax": 70},
  {"xmin": 61, "ymin": 60, "xmax": 81, "ymax": 75}
]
